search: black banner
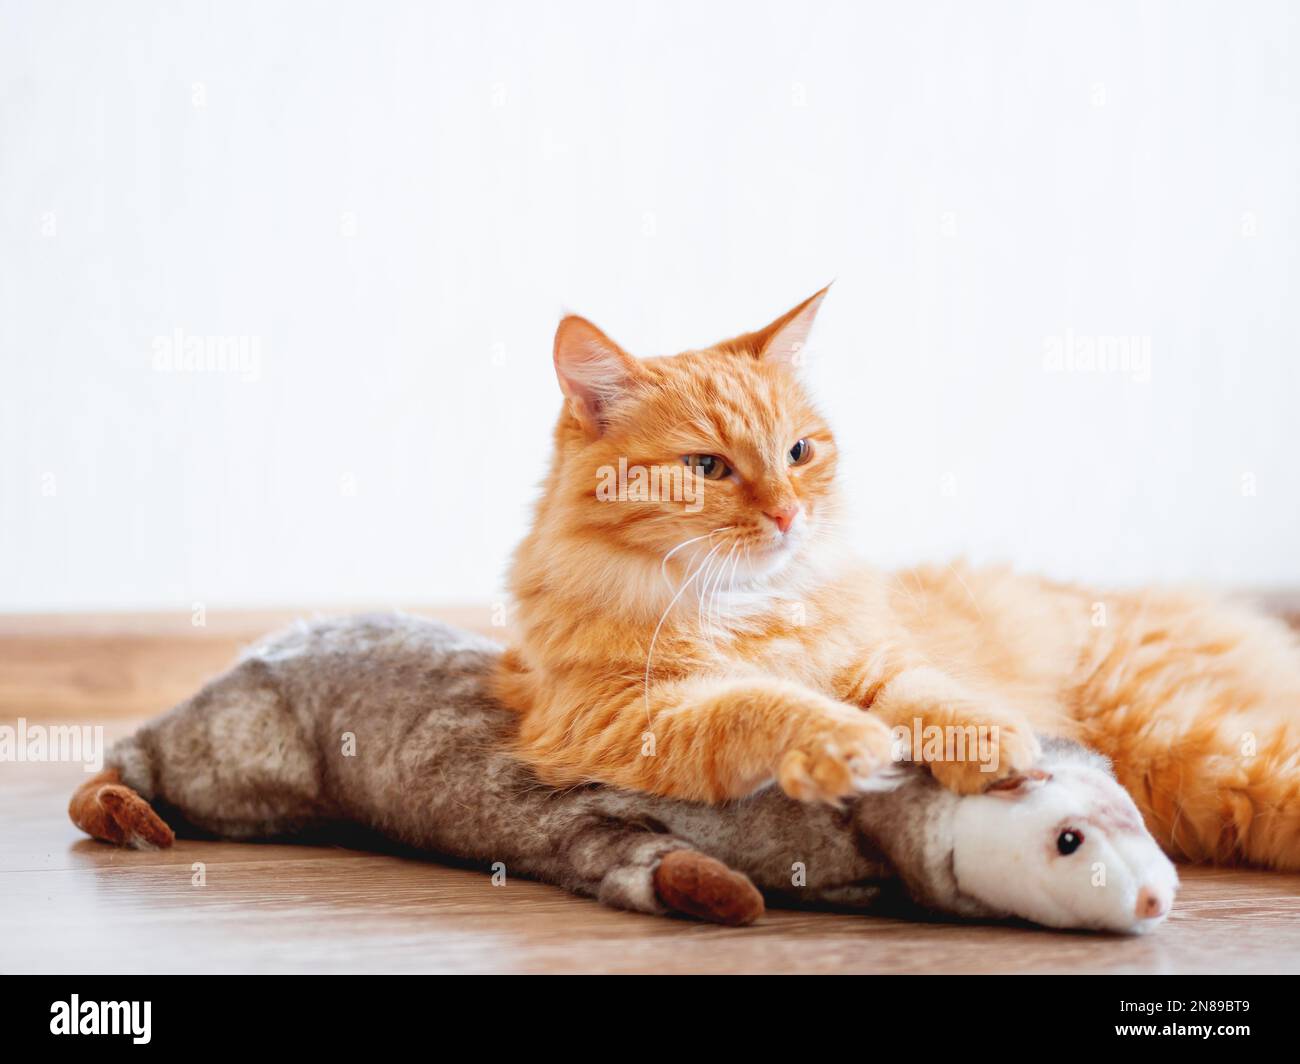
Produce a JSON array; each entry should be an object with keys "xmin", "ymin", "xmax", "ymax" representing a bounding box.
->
[{"xmin": 0, "ymin": 974, "xmax": 1292, "ymax": 1050}]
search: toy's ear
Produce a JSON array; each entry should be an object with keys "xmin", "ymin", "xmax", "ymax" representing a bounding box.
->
[{"xmin": 984, "ymin": 769, "xmax": 1050, "ymax": 798}]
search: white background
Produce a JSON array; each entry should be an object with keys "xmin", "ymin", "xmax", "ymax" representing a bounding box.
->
[{"xmin": 2, "ymin": 0, "xmax": 1297, "ymax": 612}]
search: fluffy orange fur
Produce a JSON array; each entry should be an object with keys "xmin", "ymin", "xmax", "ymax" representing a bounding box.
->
[{"xmin": 495, "ymin": 290, "xmax": 1300, "ymax": 871}]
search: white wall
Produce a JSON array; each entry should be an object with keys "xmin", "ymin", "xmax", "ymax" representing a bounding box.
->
[{"xmin": 2, "ymin": 0, "xmax": 1297, "ymax": 612}]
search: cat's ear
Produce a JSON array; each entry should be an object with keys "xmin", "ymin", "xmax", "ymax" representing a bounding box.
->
[
  {"xmin": 746, "ymin": 286, "xmax": 831, "ymax": 369},
  {"xmin": 553, "ymin": 315, "xmax": 642, "ymax": 436}
]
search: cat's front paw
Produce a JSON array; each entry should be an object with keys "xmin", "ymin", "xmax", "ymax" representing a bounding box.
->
[
  {"xmin": 927, "ymin": 721, "xmax": 1040, "ymax": 795},
  {"xmin": 778, "ymin": 714, "xmax": 896, "ymax": 804}
]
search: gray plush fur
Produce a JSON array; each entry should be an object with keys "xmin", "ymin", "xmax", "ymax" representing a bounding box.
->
[{"xmin": 110, "ymin": 613, "xmax": 1047, "ymax": 920}]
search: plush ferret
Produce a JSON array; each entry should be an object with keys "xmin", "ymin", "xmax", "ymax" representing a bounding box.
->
[{"xmin": 70, "ymin": 614, "xmax": 1178, "ymax": 933}]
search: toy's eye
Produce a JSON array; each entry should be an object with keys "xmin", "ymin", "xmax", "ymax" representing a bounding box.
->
[
  {"xmin": 1056, "ymin": 829, "xmax": 1084, "ymax": 856},
  {"xmin": 788, "ymin": 438, "xmax": 813, "ymax": 466},
  {"xmin": 683, "ymin": 454, "xmax": 730, "ymax": 481}
]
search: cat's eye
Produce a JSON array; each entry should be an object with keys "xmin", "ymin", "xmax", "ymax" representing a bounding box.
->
[
  {"xmin": 1056, "ymin": 829, "xmax": 1084, "ymax": 856},
  {"xmin": 788, "ymin": 438, "xmax": 813, "ymax": 466},
  {"xmin": 683, "ymin": 454, "xmax": 730, "ymax": 481}
]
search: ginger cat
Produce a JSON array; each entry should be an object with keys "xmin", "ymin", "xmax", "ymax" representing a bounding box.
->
[{"xmin": 495, "ymin": 289, "xmax": 1300, "ymax": 871}]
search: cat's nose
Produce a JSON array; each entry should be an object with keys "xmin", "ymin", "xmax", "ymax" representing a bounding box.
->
[
  {"xmin": 1134, "ymin": 885, "xmax": 1170, "ymax": 920},
  {"xmin": 763, "ymin": 504, "xmax": 802, "ymax": 534}
]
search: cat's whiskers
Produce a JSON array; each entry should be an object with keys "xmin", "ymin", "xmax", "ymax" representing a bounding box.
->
[
  {"xmin": 696, "ymin": 545, "xmax": 725, "ymax": 649},
  {"xmin": 707, "ymin": 544, "xmax": 736, "ymax": 641},
  {"xmin": 713, "ymin": 542, "xmax": 743, "ymax": 642},
  {"xmin": 644, "ymin": 538, "xmax": 728, "ymax": 719},
  {"xmin": 719, "ymin": 543, "xmax": 741, "ymax": 627},
  {"xmin": 661, "ymin": 527, "xmax": 733, "ymax": 593},
  {"xmin": 702, "ymin": 542, "xmax": 739, "ymax": 650},
  {"xmin": 693, "ymin": 549, "xmax": 715, "ymax": 640}
]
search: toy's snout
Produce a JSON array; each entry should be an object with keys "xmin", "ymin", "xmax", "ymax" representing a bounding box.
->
[{"xmin": 1135, "ymin": 883, "xmax": 1171, "ymax": 920}]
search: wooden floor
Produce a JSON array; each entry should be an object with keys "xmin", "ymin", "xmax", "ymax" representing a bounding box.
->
[{"xmin": 3, "ymin": 608, "xmax": 1300, "ymax": 974}]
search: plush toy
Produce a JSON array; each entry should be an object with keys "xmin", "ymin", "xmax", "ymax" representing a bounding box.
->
[{"xmin": 70, "ymin": 614, "xmax": 1178, "ymax": 933}]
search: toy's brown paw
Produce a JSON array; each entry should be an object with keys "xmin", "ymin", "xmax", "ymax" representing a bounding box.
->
[
  {"xmin": 928, "ymin": 723, "xmax": 1040, "ymax": 795},
  {"xmin": 68, "ymin": 768, "xmax": 174, "ymax": 849},
  {"xmin": 777, "ymin": 713, "xmax": 895, "ymax": 804},
  {"xmin": 653, "ymin": 850, "xmax": 764, "ymax": 926}
]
